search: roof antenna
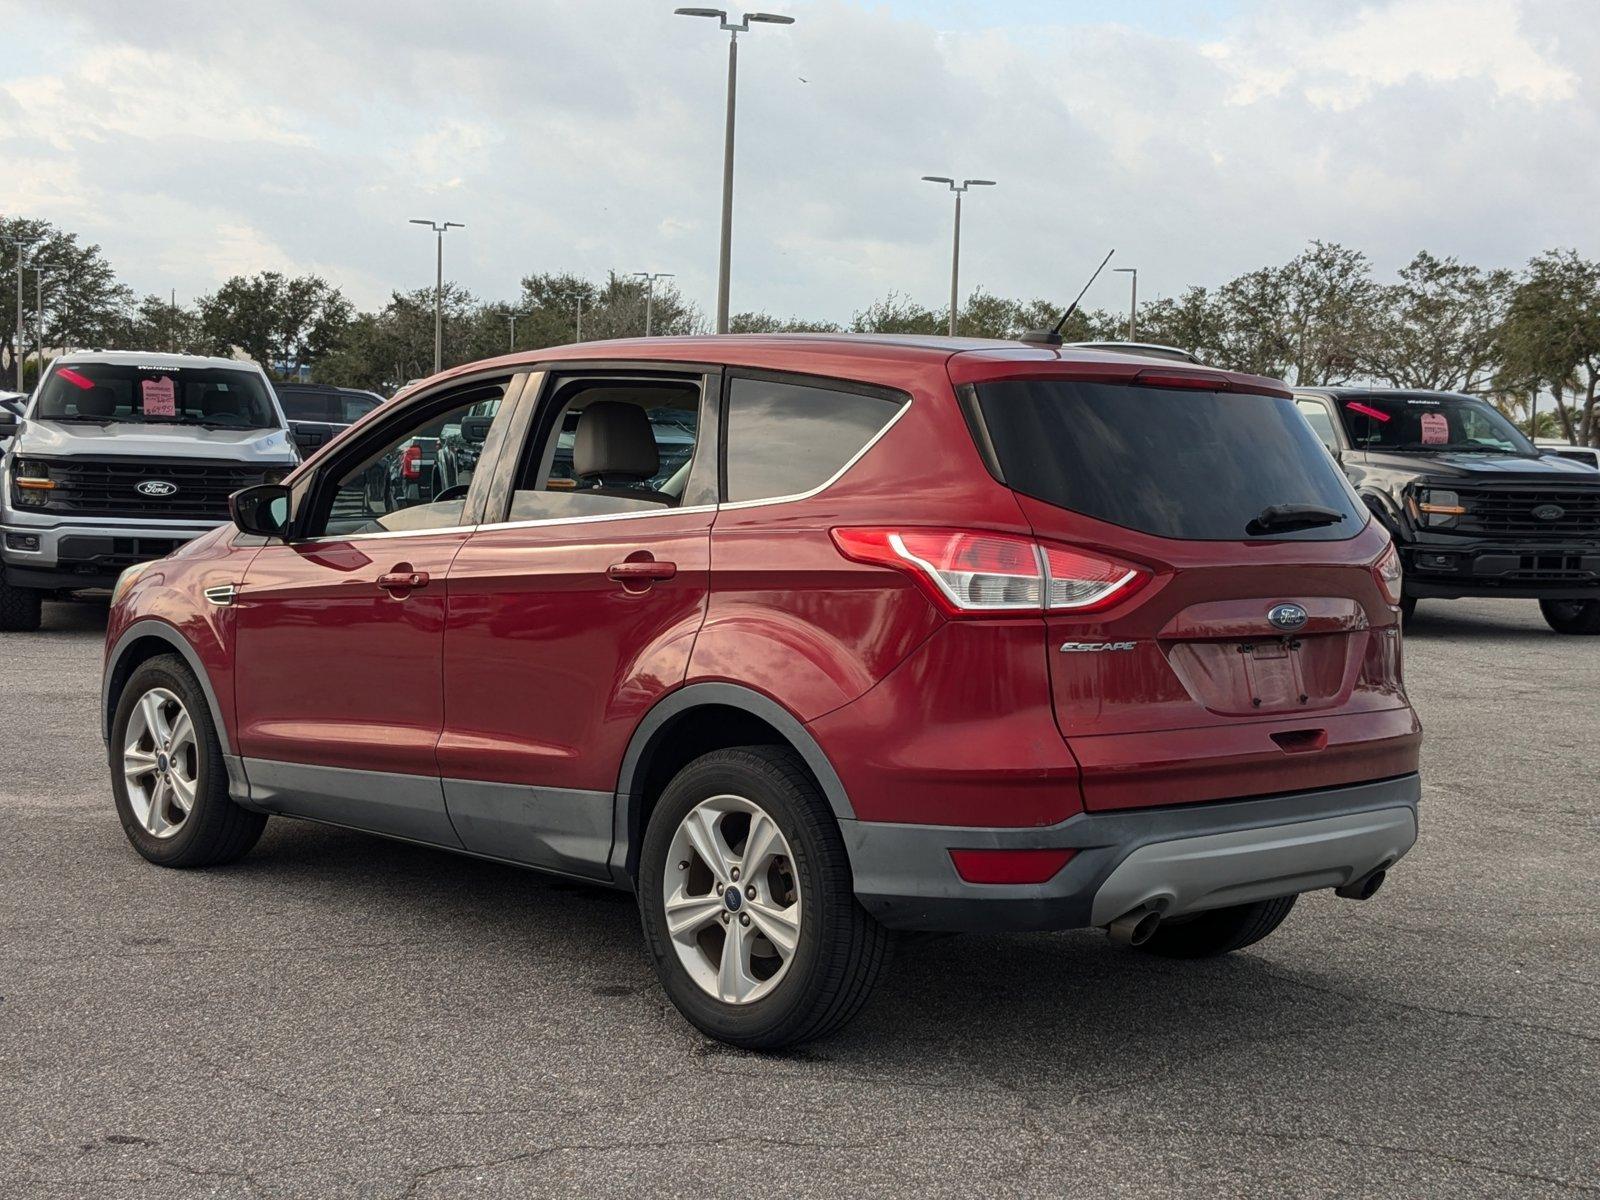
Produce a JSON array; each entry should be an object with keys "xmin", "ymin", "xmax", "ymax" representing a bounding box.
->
[{"xmin": 1020, "ymin": 248, "xmax": 1115, "ymax": 345}]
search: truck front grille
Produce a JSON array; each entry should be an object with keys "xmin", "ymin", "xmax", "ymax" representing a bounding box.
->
[
  {"xmin": 29, "ymin": 457, "xmax": 274, "ymax": 520},
  {"xmin": 1453, "ymin": 486, "xmax": 1600, "ymax": 538}
]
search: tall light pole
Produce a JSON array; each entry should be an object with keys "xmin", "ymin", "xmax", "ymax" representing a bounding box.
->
[
  {"xmin": 31, "ymin": 267, "xmax": 45, "ymax": 371},
  {"xmin": 921, "ymin": 177, "xmax": 995, "ymax": 337},
  {"xmin": 675, "ymin": 7, "xmax": 795, "ymax": 334},
  {"xmin": 6, "ymin": 236, "xmax": 38, "ymax": 391},
  {"xmin": 507, "ymin": 311, "xmax": 528, "ymax": 353},
  {"xmin": 633, "ymin": 272, "xmax": 675, "ymax": 336},
  {"xmin": 1114, "ymin": 267, "xmax": 1138, "ymax": 340},
  {"xmin": 409, "ymin": 218, "xmax": 464, "ymax": 374}
]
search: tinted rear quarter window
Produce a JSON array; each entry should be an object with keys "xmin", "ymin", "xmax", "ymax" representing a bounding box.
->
[
  {"xmin": 975, "ymin": 380, "xmax": 1365, "ymax": 541},
  {"xmin": 725, "ymin": 378, "xmax": 902, "ymax": 503}
]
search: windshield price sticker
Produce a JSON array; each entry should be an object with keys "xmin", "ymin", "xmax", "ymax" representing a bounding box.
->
[
  {"xmin": 141, "ymin": 376, "xmax": 177, "ymax": 417},
  {"xmin": 1420, "ymin": 411, "xmax": 1449, "ymax": 444}
]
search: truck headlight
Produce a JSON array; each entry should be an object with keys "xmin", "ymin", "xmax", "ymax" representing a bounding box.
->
[
  {"xmin": 11, "ymin": 457, "xmax": 54, "ymax": 508},
  {"xmin": 1410, "ymin": 487, "xmax": 1464, "ymax": 527}
]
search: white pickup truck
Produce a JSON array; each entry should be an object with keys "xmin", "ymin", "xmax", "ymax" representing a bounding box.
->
[{"xmin": 0, "ymin": 351, "xmax": 298, "ymax": 631}]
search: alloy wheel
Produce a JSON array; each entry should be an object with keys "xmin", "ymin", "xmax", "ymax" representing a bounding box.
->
[
  {"xmin": 122, "ymin": 687, "xmax": 199, "ymax": 839},
  {"xmin": 662, "ymin": 795, "xmax": 802, "ymax": 1005}
]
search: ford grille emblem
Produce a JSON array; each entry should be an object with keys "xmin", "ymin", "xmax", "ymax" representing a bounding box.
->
[
  {"xmin": 1531, "ymin": 503, "xmax": 1565, "ymax": 521},
  {"xmin": 1267, "ymin": 603, "xmax": 1309, "ymax": 632},
  {"xmin": 135, "ymin": 480, "xmax": 178, "ymax": 497}
]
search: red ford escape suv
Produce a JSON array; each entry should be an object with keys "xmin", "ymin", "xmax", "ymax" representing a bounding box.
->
[{"xmin": 102, "ymin": 336, "xmax": 1420, "ymax": 1048}]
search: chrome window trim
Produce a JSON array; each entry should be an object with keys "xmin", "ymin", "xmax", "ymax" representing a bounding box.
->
[
  {"xmin": 287, "ymin": 391, "xmax": 911, "ymax": 542},
  {"xmin": 299, "ymin": 523, "xmax": 477, "ymax": 545},
  {"xmin": 474, "ymin": 503, "xmax": 718, "ymax": 535},
  {"xmin": 717, "ymin": 395, "xmax": 912, "ymax": 511}
]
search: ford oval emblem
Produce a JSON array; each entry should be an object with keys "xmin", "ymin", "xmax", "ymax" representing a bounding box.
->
[
  {"xmin": 135, "ymin": 480, "xmax": 178, "ymax": 497},
  {"xmin": 1531, "ymin": 503, "xmax": 1565, "ymax": 522},
  {"xmin": 1268, "ymin": 603, "xmax": 1309, "ymax": 632}
]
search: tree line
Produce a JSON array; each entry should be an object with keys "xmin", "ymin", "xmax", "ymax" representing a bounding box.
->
[{"xmin": 4, "ymin": 214, "xmax": 1598, "ymax": 444}]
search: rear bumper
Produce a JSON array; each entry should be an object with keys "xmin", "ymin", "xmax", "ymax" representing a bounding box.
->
[{"xmin": 844, "ymin": 773, "xmax": 1419, "ymax": 933}]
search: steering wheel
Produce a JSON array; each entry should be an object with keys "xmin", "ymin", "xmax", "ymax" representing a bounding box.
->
[{"xmin": 434, "ymin": 483, "xmax": 470, "ymax": 502}]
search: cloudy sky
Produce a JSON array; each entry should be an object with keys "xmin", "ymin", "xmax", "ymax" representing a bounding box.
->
[{"xmin": 1, "ymin": 0, "xmax": 1595, "ymax": 323}]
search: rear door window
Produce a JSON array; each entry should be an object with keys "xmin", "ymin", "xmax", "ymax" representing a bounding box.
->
[
  {"xmin": 974, "ymin": 380, "xmax": 1365, "ymax": 541},
  {"xmin": 1295, "ymin": 398, "xmax": 1341, "ymax": 452},
  {"xmin": 724, "ymin": 377, "xmax": 903, "ymax": 503}
]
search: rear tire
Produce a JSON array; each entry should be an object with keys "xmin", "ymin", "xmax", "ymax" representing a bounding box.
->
[
  {"xmin": 110, "ymin": 654, "xmax": 267, "ymax": 867},
  {"xmin": 1539, "ymin": 598, "xmax": 1600, "ymax": 635},
  {"xmin": 1136, "ymin": 895, "xmax": 1297, "ymax": 959},
  {"xmin": 0, "ymin": 565, "xmax": 43, "ymax": 631},
  {"xmin": 638, "ymin": 746, "xmax": 891, "ymax": 1050},
  {"xmin": 1398, "ymin": 594, "xmax": 1417, "ymax": 625}
]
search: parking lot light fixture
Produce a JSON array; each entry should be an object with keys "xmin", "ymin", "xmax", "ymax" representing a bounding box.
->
[
  {"xmin": 1114, "ymin": 267, "xmax": 1138, "ymax": 339},
  {"xmin": 633, "ymin": 272, "xmax": 676, "ymax": 337},
  {"xmin": 410, "ymin": 219, "xmax": 464, "ymax": 375},
  {"xmin": 675, "ymin": 7, "xmax": 795, "ymax": 334},
  {"xmin": 922, "ymin": 177, "xmax": 995, "ymax": 337},
  {"xmin": 5, "ymin": 235, "xmax": 39, "ymax": 391},
  {"xmin": 508, "ymin": 311, "xmax": 529, "ymax": 353}
]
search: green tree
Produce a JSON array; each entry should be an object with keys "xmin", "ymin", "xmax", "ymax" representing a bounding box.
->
[
  {"xmin": 2, "ymin": 215, "xmax": 132, "ymax": 376},
  {"xmin": 1498, "ymin": 250, "xmax": 1600, "ymax": 445},
  {"xmin": 1361, "ymin": 252, "xmax": 1512, "ymax": 392},
  {"xmin": 118, "ymin": 293, "xmax": 207, "ymax": 354},
  {"xmin": 198, "ymin": 271, "xmax": 352, "ymax": 378}
]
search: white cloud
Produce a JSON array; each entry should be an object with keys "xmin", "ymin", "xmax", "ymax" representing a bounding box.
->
[{"xmin": 0, "ymin": 0, "xmax": 1596, "ymax": 320}]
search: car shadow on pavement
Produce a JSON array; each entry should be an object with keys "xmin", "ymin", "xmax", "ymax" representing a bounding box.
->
[
  {"xmin": 231, "ymin": 818, "xmax": 1381, "ymax": 1082},
  {"xmin": 1402, "ymin": 605, "xmax": 1555, "ymax": 642}
]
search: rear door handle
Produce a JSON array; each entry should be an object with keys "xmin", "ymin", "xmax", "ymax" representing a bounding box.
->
[
  {"xmin": 377, "ymin": 568, "xmax": 430, "ymax": 594},
  {"xmin": 607, "ymin": 560, "xmax": 677, "ymax": 583}
]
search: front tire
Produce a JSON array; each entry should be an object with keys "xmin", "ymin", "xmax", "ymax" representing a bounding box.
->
[
  {"xmin": 1136, "ymin": 895, "xmax": 1297, "ymax": 959},
  {"xmin": 110, "ymin": 655, "xmax": 267, "ymax": 867},
  {"xmin": 1398, "ymin": 594, "xmax": 1417, "ymax": 625},
  {"xmin": 1539, "ymin": 598, "xmax": 1600, "ymax": 635},
  {"xmin": 638, "ymin": 746, "xmax": 891, "ymax": 1050},
  {"xmin": 0, "ymin": 564, "xmax": 42, "ymax": 631}
]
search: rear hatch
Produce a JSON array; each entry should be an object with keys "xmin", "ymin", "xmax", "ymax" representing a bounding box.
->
[{"xmin": 959, "ymin": 359, "xmax": 1418, "ymax": 811}]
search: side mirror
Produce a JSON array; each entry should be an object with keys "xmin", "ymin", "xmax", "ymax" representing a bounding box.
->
[{"xmin": 230, "ymin": 483, "xmax": 292, "ymax": 539}]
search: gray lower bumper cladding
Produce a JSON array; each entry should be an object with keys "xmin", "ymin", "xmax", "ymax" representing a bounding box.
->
[{"xmin": 844, "ymin": 774, "xmax": 1420, "ymax": 933}]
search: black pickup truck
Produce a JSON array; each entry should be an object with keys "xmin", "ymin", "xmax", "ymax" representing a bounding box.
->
[
  {"xmin": 273, "ymin": 383, "xmax": 384, "ymax": 459},
  {"xmin": 1293, "ymin": 388, "xmax": 1600, "ymax": 634}
]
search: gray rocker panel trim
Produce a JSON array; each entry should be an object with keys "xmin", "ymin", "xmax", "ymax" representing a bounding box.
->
[
  {"xmin": 443, "ymin": 778, "xmax": 614, "ymax": 883},
  {"xmin": 244, "ymin": 758, "xmax": 463, "ymax": 849},
  {"xmin": 609, "ymin": 682, "xmax": 857, "ymax": 885},
  {"xmin": 103, "ymin": 619, "xmax": 233, "ymax": 755}
]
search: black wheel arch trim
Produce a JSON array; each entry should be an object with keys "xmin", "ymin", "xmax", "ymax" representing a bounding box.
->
[
  {"xmin": 609, "ymin": 682, "xmax": 857, "ymax": 886},
  {"xmin": 102, "ymin": 619, "xmax": 233, "ymax": 756}
]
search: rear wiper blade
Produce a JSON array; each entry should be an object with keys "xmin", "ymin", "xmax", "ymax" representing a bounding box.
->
[{"xmin": 1247, "ymin": 503, "xmax": 1346, "ymax": 536}]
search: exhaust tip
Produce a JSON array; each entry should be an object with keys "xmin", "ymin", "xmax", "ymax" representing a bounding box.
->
[
  {"xmin": 1336, "ymin": 868, "xmax": 1386, "ymax": 901},
  {"xmin": 1107, "ymin": 908, "xmax": 1163, "ymax": 946}
]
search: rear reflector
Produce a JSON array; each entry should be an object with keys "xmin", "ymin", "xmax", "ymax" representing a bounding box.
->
[
  {"xmin": 831, "ymin": 527, "xmax": 1148, "ymax": 617},
  {"xmin": 949, "ymin": 848, "xmax": 1076, "ymax": 885}
]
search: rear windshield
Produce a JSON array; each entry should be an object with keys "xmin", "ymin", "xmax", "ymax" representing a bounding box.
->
[
  {"xmin": 1334, "ymin": 392, "xmax": 1535, "ymax": 456},
  {"xmin": 974, "ymin": 380, "xmax": 1366, "ymax": 541},
  {"xmin": 37, "ymin": 362, "xmax": 281, "ymax": 430}
]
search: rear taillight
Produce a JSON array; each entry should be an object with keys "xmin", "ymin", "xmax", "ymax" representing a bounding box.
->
[
  {"xmin": 400, "ymin": 444, "xmax": 421, "ymax": 481},
  {"xmin": 1373, "ymin": 542, "xmax": 1403, "ymax": 607},
  {"xmin": 830, "ymin": 527, "xmax": 1148, "ymax": 617}
]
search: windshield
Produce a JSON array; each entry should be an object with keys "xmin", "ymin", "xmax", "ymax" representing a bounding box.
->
[
  {"xmin": 973, "ymin": 380, "xmax": 1366, "ymax": 541},
  {"xmin": 36, "ymin": 362, "xmax": 282, "ymax": 430},
  {"xmin": 1335, "ymin": 392, "xmax": 1534, "ymax": 455}
]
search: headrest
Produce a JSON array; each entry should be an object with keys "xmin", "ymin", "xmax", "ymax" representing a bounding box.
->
[
  {"xmin": 201, "ymin": 388, "xmax": 240, "ymax": 417},
  {"xmin": 573, "ymin": 401, "xmax": 659, "ymax": 481},
  {"xmin": 77, "ymin": 385, "xmax": 116, "ymax": 417}
]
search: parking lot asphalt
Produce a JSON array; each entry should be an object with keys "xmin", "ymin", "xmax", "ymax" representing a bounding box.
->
[{"xmin": 1, "ymin": 597, "xmax": 1595, "ymax": 1199}]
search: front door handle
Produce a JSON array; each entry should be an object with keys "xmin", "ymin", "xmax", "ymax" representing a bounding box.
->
[
  {"xmin": 377, "ymin": 567, "xmax": 430, "ymax": 595},
  {"xmin": 607, "ymin": 560, "xmax": 677, "ymax": 584}
]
